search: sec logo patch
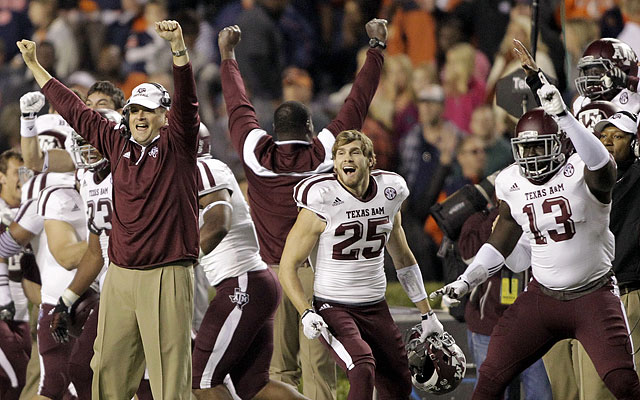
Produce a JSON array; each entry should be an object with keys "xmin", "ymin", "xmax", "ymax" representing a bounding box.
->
[
  {"xmin": 384, "ymin": 187, "xmax": 397, "ymax": 200},
  {"xmin": 564, "ymin": 163, "xmax": 575, "ymax": 177}
]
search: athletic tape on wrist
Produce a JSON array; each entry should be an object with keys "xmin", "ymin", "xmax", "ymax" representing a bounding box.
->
[
  {"xmin": 20, "ymin": 117, "xmax": 37, "ymax": 138},
  {"xmin": 61, "ymin": 288, "xmax": 80, "ymax": 307},
  {"xmin": 397, "ymin": 264, "xmax": 428, "ymax": 303}
]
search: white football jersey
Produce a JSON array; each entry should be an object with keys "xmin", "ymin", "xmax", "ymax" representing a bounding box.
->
[
  {"xmin": 77, "ymin": 168, "xmax": 112, "ymax": 286},
  {"xmin": 36, "ymin": 184, "xmax": 87, "ymax": 305},
  {"xmin": 294, "ymin": 171, "xmax": 409, "ymax": 304},
  {"xmin": 0, "ymin": 198, "xmax": 29, "ymax": 322},
  {"xmin": 572, "ymin": 89, "xmax": 640, "ymax": 115},
  {"xmin": 496, "ymin": 154, "xmax": 614, "ymax": 290},
  {"xmin": 197, "ymin": 157, "xmax": 266, "ymax": 287}
]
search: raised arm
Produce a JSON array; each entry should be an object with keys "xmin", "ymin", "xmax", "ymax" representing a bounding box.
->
[
  {"xmin": 17, "ymin": 40, "xmax": 118, "ymax": 159},
  {"xmin": 156, "ymin": 20, "xmax": 200, "ymax": 147},
  {"xmin": 536, "ymin": 75, "xmax": 616, "ymax": 202},
  {"xmin": 218, "ymin": 25, "xmax": 261, "ymax": 154},
  {"xmin": 325, "ymin": 19, "xmax": 386, "ymax": 135}
]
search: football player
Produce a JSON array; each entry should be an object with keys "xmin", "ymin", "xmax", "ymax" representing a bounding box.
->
[
  {"xmin": 432, "ymin": 74, "xmax": 640, "ymax": 398},
  {"xmin": 279, "ymin": 130, "xmax": 446, "ymax": 399},
  {"xmin": 514, "ymin": 38, "xmax": 640, "ymax": 115},
  {"xmin": 192, "ymin": 141, "xmax": 307, "ymax": 400},
  {"xmin": 0, "ymin": 150, "xmax": 34, "ymax": 400}
]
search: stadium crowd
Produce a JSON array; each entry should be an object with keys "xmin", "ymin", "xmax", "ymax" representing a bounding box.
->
[{"xmin": 1, "ymin": 0, "xmax": 640, "ymax": 399}]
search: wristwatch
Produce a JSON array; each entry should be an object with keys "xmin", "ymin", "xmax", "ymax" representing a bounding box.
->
[
  {"xmin": 369, "ymin": 38, "xmax": 386, "ymax": 50},
  {"xmin": 171, "ymin": 47, "xmax": 188, "ymax": 57}
]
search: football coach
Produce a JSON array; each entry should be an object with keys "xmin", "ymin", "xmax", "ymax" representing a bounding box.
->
[{"xmin": 17, "ymin": 19, "xmax": 199, "ymax": 399}]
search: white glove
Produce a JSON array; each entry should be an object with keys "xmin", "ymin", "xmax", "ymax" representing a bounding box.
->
[
  {"xmin": 536, "ymin": 73, "xmax": 566, "ymax": 117},
  {"xmin": 430, "ymin": 277, "xmax": 470, "ymax": 300},
  {"xmin": 420, "ymin": 310, "xmax": 444, "ymax": 341},
  {"xmin": 20, "ymin": 91, "xmax": 46, "ymax": 116},
  {"xmin": 441, "ymin": 294, "xmax": 461, "ymax": 308},
  {"xmin": 301, "ymin": 309, "xmax": 327, "ymax": 340}
]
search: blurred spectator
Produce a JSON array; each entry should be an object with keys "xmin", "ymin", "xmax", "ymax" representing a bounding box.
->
[
  {"xmin": 445, "ymin": 135, "xmax": 487, "ymax": 194},
  {"xmin": 236, "ymin": 0, "xmax": 315, "ymax": 101},
  {"xmin": 601, "ymin": 4, "xmax": 624, "ymax": 38},
  {"xmin": 562, "ymin": 0, "xmax": 616, "ymax": 20},
  {"xmin": 124, "ymin": 0, "xmax": 172, "ymax": 74},
  {"xmin": 469, "ymin": 105, "xmax": 512, "ymax": 175},
  {"xmin": 398, "ymin": 83, "xmax": 460, "ymax": 280},
  {"xmin": 28, "ymin": 0, "xmax": 80, "ymax": 79},
  {"xmin": 618, "ymin": 0, "xmax": 640, "ymax": 58},
  {"xmin": 95, "ymin": 43, "xmax": 125, "ymax": 83},
  {"xmin": 282, "ymin": 66, "xmax": 331, "ymax": 130},
  {"xmin": 104, "ymin": 0, "xmax": 145, "ymax": 50},
  {"xmin": 564, "ymin": 18, "xmax": 599, "ymax": 100},
  {"xmin": 0, "ymin": 3, "xmax": 32, "ymax": 62},
  {"xmin": 436, "ymin": 15, "xmax": 490, "ymax": 83},
  {"xmin": 453, "ymin": 0, "xmax": 511, "ymax": 63},
  {"xmin": 236, "ymin": 0, "xmax": 286, "ymax": 101},
  {"xmin": 315, "ymin": 0, "xmax": 368, "ymax": 93},
  {"xmin": 0, "ymin": 103, "xmax": 21, "ymax": 152},
  {"xmin": 442, "ymin": 43, "xmax": 486, "ymax": 134},
  {"xmin": 66, "ymin": 71, "xmax": 97, "ymax": 98},
  {"xmin": 386, "ymin": 0, "xmax": 438, "ymax": 65},
  {"xmin": 389, "ymin": 54, "xmax": 418, "ymax": 146}
]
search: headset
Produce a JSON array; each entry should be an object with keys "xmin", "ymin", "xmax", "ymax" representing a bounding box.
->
[{"xmin": 120, "ymin": 82, "xmax": 171, "ymax": 139}]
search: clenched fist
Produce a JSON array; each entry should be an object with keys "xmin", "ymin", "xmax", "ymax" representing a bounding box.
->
[
  {"xmin": 16, "ymin": 39, "xmax": 38, "ymax": 66},
  {"xmin": 155, "ymin": 20, "xmax": 183, "ymax": 44}
]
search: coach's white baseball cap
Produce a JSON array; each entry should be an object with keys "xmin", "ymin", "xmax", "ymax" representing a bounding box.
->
[
  {"xmin": 594, "ymin": 111, "xmax": 638, "ymax": 134},
  {"xmin": 124, "ymin": 83, "xmax": 170, "ymax": 110}
]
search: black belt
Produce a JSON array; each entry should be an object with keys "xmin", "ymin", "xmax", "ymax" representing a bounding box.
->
[{"xmin": 619, "ymin": 281, "xmax": 640, "ymax": 296}]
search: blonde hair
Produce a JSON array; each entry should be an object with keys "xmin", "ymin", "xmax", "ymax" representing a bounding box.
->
[
  {"xmin": 332, "ymin": 130, "xmax": 377, "ymax": 168},
  {"xmin": 444, "ymin": 43, "xmax": 476, "ymax": 94}
]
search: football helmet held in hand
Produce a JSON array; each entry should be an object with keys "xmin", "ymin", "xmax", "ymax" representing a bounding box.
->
[{"xmin": 405, "ymin": 324, "xmax": 466, "ymax": 394}]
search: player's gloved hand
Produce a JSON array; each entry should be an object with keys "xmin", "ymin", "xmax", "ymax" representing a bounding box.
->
[
  {"xmin": 430, "ymin": 277, "xmax": 470, "ymax": 301},
  {"xmin": 420, "ymin": 310, "xmax": 444, "ymax": 341},
  {"xmin": 536, "ymin": 73, "xmax": 567, "ymax": 117},
  {"xmin": 19, "ymin": 91, "xmax": 45, "ymax": 117},
  {"xmin": 441, "ymin": 294, "xmax": 461, "ymax": 308},
  {"xmin": 301, "ymin": 308, "xmax": 327, "ymax": 340},
  {"xmin": 49, "ymin": 296, "xmax": 72, "ymax": 343},
  {"xmin": 603, "ymin": 66, "xmax": 628, "ymax": 90},
  {"xmin": 0, "ymin": 301, "xmax": 15, "ymax": 321}
]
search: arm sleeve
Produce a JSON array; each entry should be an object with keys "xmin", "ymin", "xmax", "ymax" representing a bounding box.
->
[
  {"xmin": 41, "ymin": 79, "xmax": 121, "ymax": 161},
  {"xmin": 556, "ymin": 113, "xmax": 610, "ymax": 170},
  {"xmin": 220, "ymin": 59, "xmax": 262, "ymax": 159},
  {"xmin": 325, "ymin": 48, "xmax": 384, "ymax": 135},
  {"xmin": 168, "ymin": 63, "xmax": 200, "ymax": 152},
  {"xmin": 460, "ymin": 243, "xmax": 505, "ymax": 289}
]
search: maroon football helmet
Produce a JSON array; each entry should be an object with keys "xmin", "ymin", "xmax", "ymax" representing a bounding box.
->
[
  {"xmin": 512, "ymin": 108, "xmax": 574, "ymax": 184},
  {"xmin": 405, "ymin": 325, "xmax": 466, "ymax": 394},
  {"xmin": 198, "ymin": 123, "xmax": 211, "ymax": 157},
  {"xmin": 575, "ymin": 38, "xmax": 639, "ymax": 100},
  {"xmin": 576, "ymin": 100, "xmax": 622, "ymax": 134},
  {"xmin": 69, "ymin": 288, "xmax": 99, "ymax": 338}
]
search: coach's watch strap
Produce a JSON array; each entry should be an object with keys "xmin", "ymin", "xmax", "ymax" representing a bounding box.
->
[
  {"xmin": 171, "ymin": 47, "xmax": 188, "ymax": 57},
  {"xmin": 368, "ymin": 38, "xmax": 386, "ymax": 49}
]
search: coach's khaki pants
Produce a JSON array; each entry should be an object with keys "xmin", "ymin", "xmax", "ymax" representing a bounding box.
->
[
  {"xmin": 269, "ymin": 264, "xmax": 337, "ymax": 400},
  {"xmin": 91, "ymin": 262, "xmax": 194, "ymax": 400},
  {"xmin": 573, "ymin": 290, "xmax": 640, "ymax": 400}
]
